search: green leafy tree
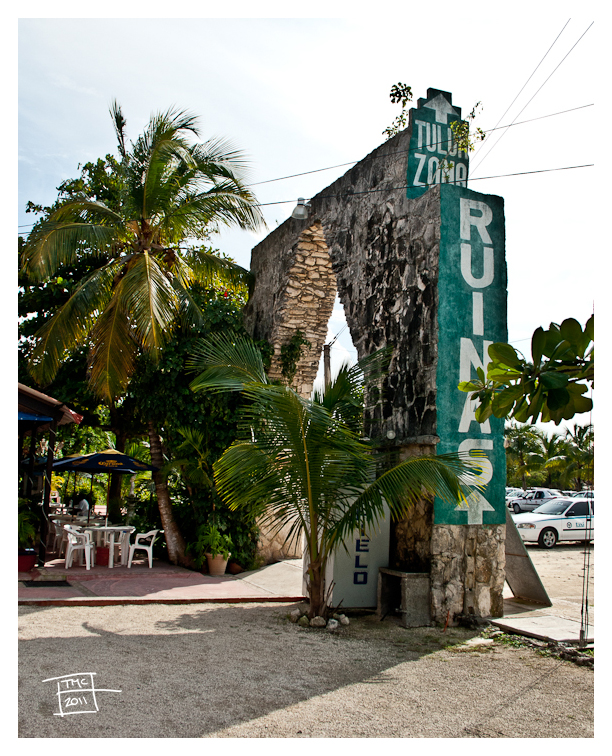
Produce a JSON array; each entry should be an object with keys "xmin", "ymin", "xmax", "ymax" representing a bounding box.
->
[
  {"xmin": 382, "ymin": 83, "xmax": 413, "ymax": 139},
  {"xmin": 504, "ymin": 423, "xmax": 547, "ymax": 490},
  {"xmin": 527, "ymin": 427, "xmax": 569, "ymax": 490},
  {"xmin": 20, "ymin": 103, "xmax": 265, "ymax": 564},
  {"xmin": 128, "ymin": 286, "xmax": 265, "ymax": 568},
  {"xmin": 383, "ymin": 82, "xmax": 485, "ymax": 162},
  {"xmin": 188, "ymin": 334, "xmax": 484, "ymax": 618},
  {"xmin": 459, "ymin": 316, "xmax": 594, "ymax": 425},
  {"xmin": 559, "ymin": 424, "xmax": 594, "ymax": 490},
  {"xmin": 19, "ymin": 156, "xmax": 149, "ymax": 515}
]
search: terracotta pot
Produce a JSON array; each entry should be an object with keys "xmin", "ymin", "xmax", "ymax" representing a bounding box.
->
[
  {"xmin": 206, "ymin": 553, "xmax": 230, "ymax": 577},
  {"xmin": 96, "ymin": 546, "xmax": 109, "ymax": 566},
  {"xmin": 227, "ymin": 561, "xmax": 244, "ymax": 575}
]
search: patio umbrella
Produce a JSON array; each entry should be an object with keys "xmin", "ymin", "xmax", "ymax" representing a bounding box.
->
[
  {"xmin": 52, "ymin": 449, "xmax": 158, "ymax": 523},
  {"xmin": 53, "ymin": 449, "xmax": 158, "ymax": 474}
]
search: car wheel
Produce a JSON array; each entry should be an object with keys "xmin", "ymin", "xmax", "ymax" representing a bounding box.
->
[
  {"xmin": 538, "ymin": 528, "xmax": 558, "ymax": 549},
  {"xmin": 513, "ymin": 503, "xmax": 521, "ymax": 514}
]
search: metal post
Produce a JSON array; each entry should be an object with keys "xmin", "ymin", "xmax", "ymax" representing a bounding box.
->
[
  {"xmin": 324, "ymin": 344, "xmax": 331, "ymax": 391},
  {"xmin": 38, "ymin": 420, "xmax": 57, "ymax": 567}
]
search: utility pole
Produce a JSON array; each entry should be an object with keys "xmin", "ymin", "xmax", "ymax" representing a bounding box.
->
[{"xmin": 323, "ymin": 344, "xmax": 331, "ymax": 391}]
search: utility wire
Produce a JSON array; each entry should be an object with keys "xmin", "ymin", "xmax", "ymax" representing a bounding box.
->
[
  {"xmin": 17, "ymin": 103, "xmax": 593, "ymax": 231},
  {"xmin": 328, "ymin": 324, "xmax": 348, "ymax": 347},
  {"xmin": 471, "ymin": 21, "xmax": 594, "ymax": 175},
  {"xmin": 250, "ymin": 163, "xmax": 593, "ymax": 208},
  {"xmin": 247, "ymin": 103, "xmax": 592, "ymax": 188},
  {"xmin": 18, "ymin": 161, "xmax": 594, "ymax": 234},
  {"xmin": 471, "ymin": 18, "xmax": 571, "ymax": 163}
]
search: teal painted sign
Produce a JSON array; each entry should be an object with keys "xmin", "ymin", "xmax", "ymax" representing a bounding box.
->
[
  {"xmin": 435, "ymin": 184, "xmax": 507, "ymax": 525},
  {"xmin": 406, "ymin": 89, "xmax": 469, "ymax": 199}
]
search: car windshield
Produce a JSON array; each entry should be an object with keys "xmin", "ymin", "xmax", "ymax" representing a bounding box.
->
[{"xmin": 532, "ymin": 499, "xmax": 572, "ymax": 515}]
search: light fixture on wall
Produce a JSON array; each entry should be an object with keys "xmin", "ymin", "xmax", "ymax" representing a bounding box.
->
[{"xmin": 291, "ymin": 197, "xmax": 310, "ymax": 220}]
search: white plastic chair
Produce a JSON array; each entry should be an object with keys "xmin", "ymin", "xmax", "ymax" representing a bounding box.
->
[
  {"xmin": 50, "ymin": 520, "xmax": 66, "ymax": 555},
  {"xmin": 109, "ymin": 527, "xmax": 135, "ymax": 566},
  {"xmin": 127, "ymin": 530, "xmax": 159, "ymax": 569},
  {"xmin": 64, "ymin": 525, "xmax": 95, "ymax": 570}
]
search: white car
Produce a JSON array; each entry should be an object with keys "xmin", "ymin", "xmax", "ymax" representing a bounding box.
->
[
  {"xmin": 507, "ymin": 487, "xmax": 561, "ymax": 514},
  {"xmin": 570, "ymin": 490, "xmax": 594, "ymax": 499},
  {"xmin": 512, "ymin": 497, "xmax": 594, "ymax": 548}
]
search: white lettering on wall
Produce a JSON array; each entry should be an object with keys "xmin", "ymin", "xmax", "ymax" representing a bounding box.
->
[
  {"xmin": 415, "ymin": 120, "xmax": 428, "ymax": 149},
  {"xmin": 458, "ymin": 438, "xmax": 494, "ymax": 485},
  {"xmin": 427, "ymin": 157, "xmax": 440, "ymax": 185},
  {"xmin": 413, "ymin": 153, "xmax": 427, "ymax": 186},
  {"xmin": 460, "ymin": 198, "xmax": 493, "ymax": 243},
  {"xmin": 458, "ymin": 338, "xmax": 492, "ymax": 433},
  {"xmin": 472, "ymin": 292, "xmax": 484, "ymax": 336},
  {"xmin": 455, "ymin": 163, "xmax": 467, "ymax": 186},
  {"xmin": 460, "ymin": 337, "xmax": 493, "ymax": 384},
  {"xmin": 461, "ymin": 244, "xmax": 494, "ymax": 288}
]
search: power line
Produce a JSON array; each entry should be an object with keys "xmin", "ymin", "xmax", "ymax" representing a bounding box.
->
[
  {"xmin": 18, "ymin": 161, "xmax": 594, "ymax": 234},
  {"xmin": 247, "ymin": 103, "xmax": 592, "ymax": 189},
  {"xmin": 17, "ymin": 103, "xmax": 593, "ymax": 232},
  {"xmin": 252, "ymin": 163, "xmax": 593, "ymax": 208},
  {"xmin": 471, "ymin": 21, "xmax": 594, "ymax": 175},
  {"xmin": 471, "ymin": 18, "xmax": 571, "ymax": 163}
]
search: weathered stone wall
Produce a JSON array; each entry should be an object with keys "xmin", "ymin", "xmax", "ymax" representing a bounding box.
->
[
  {"xmin": 430, "ymin": 524, "xmax": 506, "ymax": 620},
  {"xmin": 256, "ymin": 514, "xmax": 302, "ymax": 563},
  {"xmin": 246, "ymin": 127, "xmax": 442, "ymax": 442},
  {"xmin": 251, "ymin": 222, "xmax": 336, "ymax": 397}
]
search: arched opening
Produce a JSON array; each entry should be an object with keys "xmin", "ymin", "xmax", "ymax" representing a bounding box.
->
[{"xmin": 312, "ymin": 294, "xmax": 358, "ymax": 395}]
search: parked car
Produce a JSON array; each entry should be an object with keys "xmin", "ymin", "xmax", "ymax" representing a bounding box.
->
[
  {"xmin": 505, "ymin": 487, "xmax": 523, "ymax": 503},
  {"xmin": 512, "ymin": 497, "xmax": 594, "ymax": 548},
  {"xmin": 507, "ymin": 488, "xmax": 561, "ymax": 514},
  {"xmin": 570, "ymin": 490, "xmax": 594, "ymax": 499}
]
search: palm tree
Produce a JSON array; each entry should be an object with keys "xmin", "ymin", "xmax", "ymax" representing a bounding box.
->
[
  {"xmin": 504, "ymin": 423, "xmax": 544, "ymax": 489},
  {"xmin": 529, "ymin": 428, "xmax": 569, "ymax": 489},
  {"xmin": 20, "ymin": 103, "xmax": 265, "ymax": 564},
  {"xmin": 188, "ymin": 334, "xmax": 483, "ymax": 618},
  {"xmin": 561, "ymin": 424, "xmax": 594, "ymax": 490}
]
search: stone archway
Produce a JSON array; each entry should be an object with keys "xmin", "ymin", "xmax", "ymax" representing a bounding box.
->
[{"xmin": 243, "ymin": 89, "xmax": 508, "ymax": 622}]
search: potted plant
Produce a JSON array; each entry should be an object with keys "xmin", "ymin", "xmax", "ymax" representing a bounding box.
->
[
  {"xmin": 18, "ymin": 503, "xmax": 39, "ymax": 572},
  {"xmin": 187, "ymin": 523, "xmax": 233, "ymax": 577}
]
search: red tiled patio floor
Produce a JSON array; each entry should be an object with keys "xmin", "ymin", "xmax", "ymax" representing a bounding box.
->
[{"xmin": 18, "ymin": 556, "xmax": 305, "ymax": 606}]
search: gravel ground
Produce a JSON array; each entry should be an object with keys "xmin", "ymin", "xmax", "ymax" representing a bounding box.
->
[{"xmin": 19, "ymin": 601, "xmax": 593, "ymax": 739}]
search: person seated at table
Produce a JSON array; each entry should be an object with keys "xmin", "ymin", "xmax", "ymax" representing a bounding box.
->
[{"xmin": 72, "ymin": 490, "xmax": 90, "ymax": 517}]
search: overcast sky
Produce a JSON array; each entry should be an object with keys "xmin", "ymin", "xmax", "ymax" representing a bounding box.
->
[{"xmin": 15, "ymin": 5, "xmax": 600, "ymax": 434}]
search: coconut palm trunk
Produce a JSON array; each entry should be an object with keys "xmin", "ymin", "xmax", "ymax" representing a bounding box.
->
[{"xmin": 147, "ymin": 421, "xmax": 189, "ymax": 566}]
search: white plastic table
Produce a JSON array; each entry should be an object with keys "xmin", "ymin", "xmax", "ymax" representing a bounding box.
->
[{"xmin": 84, "ymin": 525, "xmax": 135, "ymax": 568}]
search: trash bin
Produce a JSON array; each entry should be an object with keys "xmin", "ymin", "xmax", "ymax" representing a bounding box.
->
[{"xmin": 96, "ymin": 546, "xmax": 109, "ymax": 566}]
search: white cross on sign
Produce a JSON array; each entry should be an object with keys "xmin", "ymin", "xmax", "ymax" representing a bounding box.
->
[
  {"xmin": 422, "ymin": 93, "xmax": 459, "ymax": 124},
  {"xmin": 455, "ymin": 490, "xmax": 495, "ymax": 525}
]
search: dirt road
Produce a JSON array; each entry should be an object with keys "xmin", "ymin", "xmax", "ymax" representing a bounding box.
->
[{"xmin": 18, "ymin": 543, "xmax": 594, "ymax": 739}]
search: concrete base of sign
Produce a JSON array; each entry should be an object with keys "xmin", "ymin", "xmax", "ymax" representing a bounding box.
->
[
  {"xmin": 377, "ymin": 568, "xmax": 431, "ymax": 627},
  {"xmin": 491, "ymin": 615, "xmax": 594, "ymax": 644}
]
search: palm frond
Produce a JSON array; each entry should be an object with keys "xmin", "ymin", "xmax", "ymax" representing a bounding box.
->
[
  {"xmin": 117, "ymin": 252, "xmax": 180, "ymax": 352},
  {"xmin": 110, "ymin": 100, "xmax": 128, "ymax": 159},
  {"xmin": 188, "ymin": 333, "xmax": 269, "ymax": 391},
  {"xmin": 322, "ymin": 452, "xmax": 484, "ymax": 556},
  {"xmin": 22, "ymin": 219, "xmax": 119, "ymax": 280},
  {"xmin": 87, "ymin": 294, "xmax": 139, "ymax": 402},
  {"xmin": 186, "ymin": 251, "xmax": 254, "ymax": 294},
  {"xmin": 27, "ymin": 263, "xmax": 118, "ymax": 385},
  {"xmin": 157, "ymin": 185, "xmax": 265, "ymax": 236}
]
